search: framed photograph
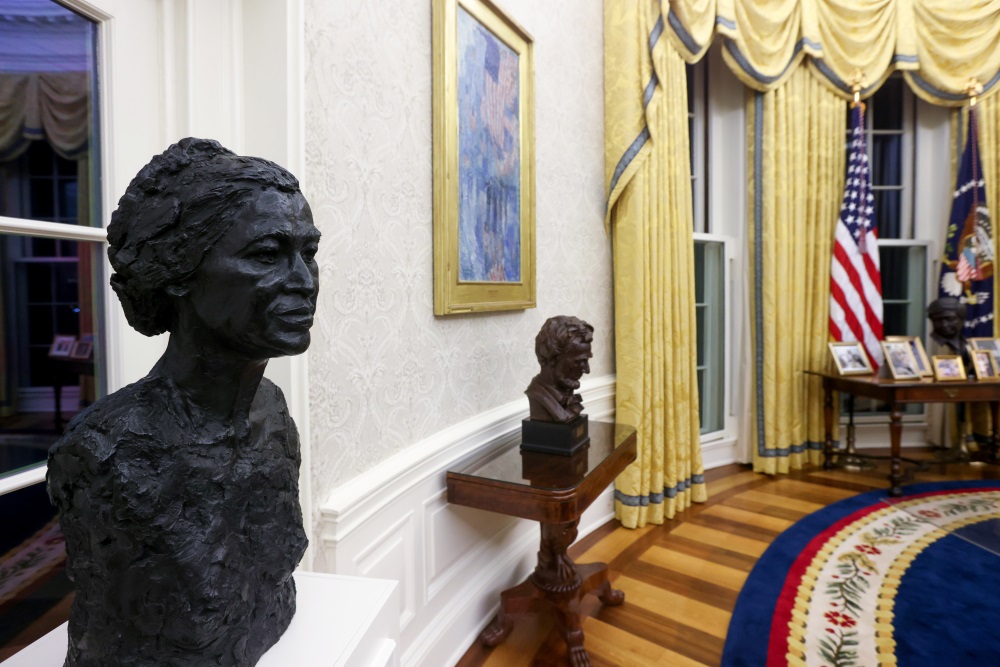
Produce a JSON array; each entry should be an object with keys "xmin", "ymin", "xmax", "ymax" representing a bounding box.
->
[
  {"xmin": 932, "ymin": 355, "xmax": 967, "ymax": 382},
  {"xmin": 971, "ymin": 349, "xmax": 999, "ymax": 381},
  {"xmin": 880, "ymin": 340, "xmax": 922, "ymax": 380},
  {"xmin": 48, "ymin": 335, "xmax": 76, "ymax": 358},
  {"xmin": 828, "ymin": 341, "xmax": 873, "ymax": 375},
  {"xmin": 968, "ymin": 337, "xmax": 1000, "ymax": 361},
  {"xmin": 69, "ymin": 340, "xmax": 94, "ymax": 360},
  {"xmin": 432, "ymin": 0, "xmax": 535, "ymax": 315},
  {"xmin": 885, "ymin": 335, "xmax": 933, "ymax": 377}
]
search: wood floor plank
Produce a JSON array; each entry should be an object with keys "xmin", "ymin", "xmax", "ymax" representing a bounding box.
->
[
  {"xmin": 596, "ymin": 598, "xmax": 725, "ymax": 665},
  {"xmin": 735, "ymin": 488, "xmax": 826, "ymax": 514},
  {"xmin": 613, "ymin": 575, "xmax": 732, "ymax": 639},
  {"xmin": 689, "ymin": 511, "xmax": 784, "ymax": 543},
  {"xmin": 652, "ymin": 533, "xmax": 759, "ymax": 572},
  {"xmin": 670, "ymin": 523, "xmax": 770, "ymax": 558},
  {"xmin": 575, "ymin": 523, "xmax": 658, "ymax": 565},
  {"xmin": 705, "ymin": 469, "xmax": 762, "ymax": 496},
  {"xmin": 701, "ymin": 503, "xmax": 796, "ymax": 533},
  {"xmin": 719, "ymin": 494, "xmax": 811, "ymax": 522},
  {"xmin": 639, "ymin": 544, "xmax": 748, "ymax": 592},
  {"xmin": 624, "ymin": 558, "xmax": 740, "ymax": 610},
  {"xmin": 584, "ymin": 616, "xmax": 710, "ymax": 667}
]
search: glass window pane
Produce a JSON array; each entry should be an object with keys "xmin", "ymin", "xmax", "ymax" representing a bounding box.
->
[
  {"xmin": 871, "ymin": 134, "xmax": 902, "ymax": 187},
  {"xmin": 0, "ymin": 1, "xmax": 101, "ymax": 229},
  {"xmin": 873, "ymin": 77, "xmax": 904, "ymax": 130},
  {"xmin": 1, "ymin": 234, "xmax": 106, "ymax": 477},
  {"xmin": 874, "ymin": 189, "xmax": 902, "ymax": 238},
  {"xmin": 694, "ymin": 239, "xmax": 725, "ymax": 434}
]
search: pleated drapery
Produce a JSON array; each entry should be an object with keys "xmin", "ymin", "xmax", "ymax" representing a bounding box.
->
[
  {"xmin": 606, "ymin": 2, "xmax": 707, "ymax": 528},
  {"xmin": 748, "ymin": 69, "xmax": 846, "ymax": 472},
  {"xmin": 664, "ymin": 0, "xmax": 1000, "ymax": 105},
  {"xmin": 0, "ymin": 72, "xmax": 90, "ymax": 161}
]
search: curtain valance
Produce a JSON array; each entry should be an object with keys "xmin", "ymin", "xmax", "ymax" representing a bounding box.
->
[
  {"xmin": 0, "ymin": 71, "xmax": 90, "ymax": 162},
  {"xmin": 665, "ymin": 0, "xmax": 1000, "ymax": 105}
]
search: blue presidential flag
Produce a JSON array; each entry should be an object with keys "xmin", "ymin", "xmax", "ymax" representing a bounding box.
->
[{"xmin": 939, "ymin": 107, "xmax": 993, "ymax": 337}]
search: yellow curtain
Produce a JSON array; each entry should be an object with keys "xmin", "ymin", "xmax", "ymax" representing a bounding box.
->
[
  {"xmin": 606, "ymin": 1, "xmax": 707, "ymax": 529},
  {"xmin": 665, "ymin": 0, "xmax": 1000, "ymax": 104},
  {"xmin": 975, "ymin": 100, "xmax": 1000, "ymax": 330},
  {"xmin": 748, "ymin": 67, "xmax": 846, "ymax": 473}
]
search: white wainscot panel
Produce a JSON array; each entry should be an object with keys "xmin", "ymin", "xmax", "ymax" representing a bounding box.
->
[{"xmin": 319, "ymin": 376, "xmax": 616, "ymax": 667}]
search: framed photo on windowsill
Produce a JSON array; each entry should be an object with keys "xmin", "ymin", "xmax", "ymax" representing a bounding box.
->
[
  {"xmin": 932, "ymin": 355, "xmax": 967, "ymax": 382},
  {"xmin": 48, "ymin": 335, "xmax": 76, "ymax": 358},
  {"xmin": 828, "ymin": 341, "xmax": 873, "ymax": 375},
  {"xmin": 884, "ymin": 335, "xmax": 932, "ymax": 377},
  {"xmin": 432, "ymin": 0, "xmax": 535, "ymax": 315}
]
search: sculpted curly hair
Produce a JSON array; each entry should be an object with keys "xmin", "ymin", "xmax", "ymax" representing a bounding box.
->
[
  {"xmin": 107, "ymin": 138, "xmax": 300, "ymax": 336},
  {"xmin": 534, "ymin": 316, "xmax": 594, "ymax": 366}
]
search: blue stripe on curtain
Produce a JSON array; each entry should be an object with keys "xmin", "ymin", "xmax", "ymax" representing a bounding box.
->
[
  {"xmin": 614, "ymin": 474, "xmax": 707, "ymax": 506},
  {"xmin": 607, "ymin": 7, "xmax": 665, "ymax": 210},
  {"xmin": 753, "ymin": 92, "xmax": 767, "ymax": 456},
  {"xmin": 908, "ymin": 70, "xmax": 1000, "ymax": 102},
  {"xmin": 724, "ymin": 38, "xmax": 811, "ymax": 87},
  {"xmin": 666, "ymin": 7, "xmax": 701, "ymax": 54}
]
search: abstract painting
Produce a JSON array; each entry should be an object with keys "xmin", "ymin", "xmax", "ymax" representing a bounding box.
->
[{"xmin": 433, "ymin": 0, "xmax": 535, "ymax": 315}]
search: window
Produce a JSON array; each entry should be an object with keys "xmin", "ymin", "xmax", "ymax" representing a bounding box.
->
[
  {"xmin": 0, "ymin": 0, "xmax": 103, "ymax": 655},
  {"xmin": 845, "ymin": 75, "xmax": 928, "ymax": 418}
]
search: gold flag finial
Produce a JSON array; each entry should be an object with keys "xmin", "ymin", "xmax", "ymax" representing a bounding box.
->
[
  {"xmin": 965, "ymin": 78, "xmax": 984, "ymax": 107},
  {"xmin": 849, "ymin": 69, "xmax": 867, "ymax": 107}
]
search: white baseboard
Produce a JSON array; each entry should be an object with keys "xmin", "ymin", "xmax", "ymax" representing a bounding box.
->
[{"xmin": 318, "ymin": 375, "xmax": 617, "ymax": 667}]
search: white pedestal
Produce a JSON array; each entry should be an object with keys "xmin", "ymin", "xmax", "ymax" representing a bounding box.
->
[{"xmin": 2, "ymin": 572, "xmax": 400, "ymax": 667}]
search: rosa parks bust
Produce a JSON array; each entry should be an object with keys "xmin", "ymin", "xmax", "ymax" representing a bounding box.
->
[{"xmin": 46, "ymin": 138, "xmax": 318, "ymax": 667}]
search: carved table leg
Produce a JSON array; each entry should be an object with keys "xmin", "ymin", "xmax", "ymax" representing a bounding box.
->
[
  {"xmin": 480, "ymin": 520, "xmax": 622, "ymax": 660},
  {"xmin": 823, "ymin": 384, "xmax": 835, "ymax": 470},
  {"xmin": 888, "ymin": 403, "xmax": 903, "ymax": 497}
]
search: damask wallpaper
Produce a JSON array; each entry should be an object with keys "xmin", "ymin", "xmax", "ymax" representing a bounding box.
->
[{"xmin": 302, "ymin": 0, "xmax": 611, "ymax": 528}]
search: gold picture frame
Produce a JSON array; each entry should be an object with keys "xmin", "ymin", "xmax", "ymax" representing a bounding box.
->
[
  {"xmin": 828, "ymin": 341, "xmax": 873, "ymax": 375},
  {"xmin": 432, "ymin": 0, "xmax": 535, "ymax": 315},
  {"xmin": 971, "ymin": 349, "xmax": 999, "ymax": 381},
  {"xmin": 932, "ymin": 355, "xmax": 967, "ymax": 382},
  {"xmin": 884, "ymin": 335, "xmax": 932, "ymax": 377},
  {"xmin": 880, "ymin": 340, "xmax": 921, "ymax": 380},
  {"xmin": 968, "ymin": 337, "xmax": 1000, "ymax": 362}
]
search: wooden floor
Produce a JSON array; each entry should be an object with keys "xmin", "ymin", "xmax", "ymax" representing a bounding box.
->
[{"xmin": 455, "ymin": 449, "xmax": 1000, "ymax": 667}]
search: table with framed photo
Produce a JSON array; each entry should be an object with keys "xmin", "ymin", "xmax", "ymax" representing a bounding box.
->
[{"xmin": 806, "ymin": 370, "xmax": 1000, "ymax": 496}]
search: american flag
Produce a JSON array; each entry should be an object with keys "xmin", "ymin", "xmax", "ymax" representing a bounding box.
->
[
  {"xmin": 938, "ymin": 106, "xmax": 993, "ymax": 337},
  {"xmin": 830, "ymin": 104, "xmax": 884, "ymax": 369}
]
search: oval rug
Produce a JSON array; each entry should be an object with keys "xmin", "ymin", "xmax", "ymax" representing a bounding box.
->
[{"xmin": 720, "ymin": 480, "xmax": 1000, "ymax": 667}]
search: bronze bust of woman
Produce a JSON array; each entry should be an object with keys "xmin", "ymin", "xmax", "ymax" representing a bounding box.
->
[{"xmin": 47, "ymin": 138, "xmax": 319, "ymax": 666}]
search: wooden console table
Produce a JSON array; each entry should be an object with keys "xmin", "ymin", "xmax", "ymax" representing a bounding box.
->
[
  {"xmin": 446, "ymin": 420, "xmax": 637, "ymax": 667},
  {"xmin": 807, "ymin": 371, "xmax": 1000, "ymax": 496}
]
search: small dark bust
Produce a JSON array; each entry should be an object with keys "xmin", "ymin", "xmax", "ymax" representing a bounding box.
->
[
  {"xmin": 47, "ymin": 138, "xmax": 319, "ymax": 666},
  {"xmin": 525, "ymin": 316, "xmax": 594, "ymax": 423},
  {"xmin": 927, "ymin": 296, "xmax": 970, "ymax": 365}
]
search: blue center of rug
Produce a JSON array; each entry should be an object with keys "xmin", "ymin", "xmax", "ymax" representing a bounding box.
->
[{"xmin": 894, "ymin": 521, "xmax": 1000, "ymax": 666}]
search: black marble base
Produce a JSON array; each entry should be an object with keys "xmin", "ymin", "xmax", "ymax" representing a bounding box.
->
[{"xmin": 521, "ymin": 415, "xmax": 590, "ymax": 456}]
